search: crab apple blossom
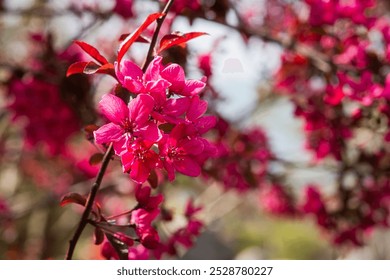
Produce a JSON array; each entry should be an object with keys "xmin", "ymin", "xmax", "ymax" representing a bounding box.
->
[
  {"xmin": 115, "ymin": 56, "xmax": 170, "ymax": 95},
  {"xmin": 113, "ymin": 0, "xmax": 134, "ymax": 19},
  {"xmin": 94, "ymin": 93, "xmax": 161, "ymax": 155},
  {"xmin": 158, "ymin": 124, "xmax": 205, "ymax": 181},
  {"xmin": 6, "ymin": 0, "xmax": 390, "ymax": 261}
]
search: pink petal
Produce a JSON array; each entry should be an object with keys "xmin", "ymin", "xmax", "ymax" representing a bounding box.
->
[
  {"xmin": 149, "ymin": 91, "xmax": 166, "ymax": 107},
  {"xmin": 124, "ymin": 76, "xmax": 145, "ymax": 94},
  {"xmin": 163, "ymin": 160, "xmax": 176, "ymax": 181},
  {"xmin": 121, "ymin": 151, "xmax": 135, "ymax": 173},
  {"xmin": 187, "ymin": 96, "xmax": 208, "ymax": 121},
  {"xmin": 163, "ymin": 97, "xmax": 190, "ymax": 117},
  {"xmin": 99, "ymin": 93, "xmax": 129, "ymax": 123},
  {"xmin": 182, "ymin": 79, "xmax": 206, "ymax": 96},
  {"xmin": 181, "ymin": 138, "xmax": 204, "ymax": 155},
  {"xmin": 161, "ymin": 63, "xmax": 185, "ymax": 93},
  {"xmin": 130, "ymin": 159, "xmax": 151, "ymax": 184},
  {"xmin": 128, "ymin": 94, "xmax": 154, "ymax": 124},
  {"xmin": 144, "ymin": 56, "xmax": 163, "ymax": 81},
  {"xmin": 94, "ymin": 123, "xmax": 124, "ymax": 144},
  {"xmin": 169, "ymin": 123, "xmax": 187, "ymax": 141},
  {"xmin": 113, "ymin": 136, "xmax": 128, "ymax": 156},
  {"xmin": 146, "ymin": 79, "xmax": 171, "ymax": 94},
  {"xmin": 195, "ymin": 115, "xmax": 217, "ymax": 134},
  {"xmin": 173, "ymin": 156, "xmax": 201, "ymax": 177},
  {"xmin": 117, "ymin": 59, "xmax": 143, "ymax": 84},
  {"xmin": 136, "ymin": 123, "xmax": 162, "ymax": 142}
]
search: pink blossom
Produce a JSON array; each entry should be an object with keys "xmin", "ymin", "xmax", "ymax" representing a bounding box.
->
[
  {"xmin": 135, "ymin": 185, "xmax": 163, "ymax": 210},
  {"xmin": 128, "ymin": 245, "xmax": 149, "ymax": 260},
  {"xmin": 121, "ymin": 140, "xmax": 160, "ymax": 184},
  {"xmin": 115, "ymin": 56, "xmax": 170, "ymax": 95},
  {"xmin": 131, "ymin": 208, "xmax": 160, "ymax": 230},
  {"xmin": 101, "ymin": 241, "xmax": 119, "ymax": 260},
  {"xmin": 184, "ymin": 199, "xmax": 202, "ymax": 218},
  {"xmin": 131, "ymin": 208, "xmax": 160, "ymax": 249},
  {"xmin": 94, "ymin": 93, "xmax": 162, "ymax": 153},
  {"xmin": 160, "ymin": 63, "xmax": 206, "ymax": 96},
  {"xmin": 198, "ymin": 53, "xmax": 213, "ymax": 78},
  {"xmin": 185, "ymin": 96, "xmax": 216, "ymax": 136},
  {"xmin": 259, "ymin": 184, "xmax": 295, "ymax": 216},
  {"xmin": 161, "ymin": 0, "xmax": 201, "ymax": 14},
  {"xmin": 301, "ymin": 186, "xmax": 333, "ymax": 229},
  {"xmin": 113, "ymin": 0, "xmax": 134, "ymax": 19},
  {"xmin": 159, "ymin": 124, "xmax": 205, "ymax": 181},
  {"xmin": 7, "ymin": 78, "xmax": 80, "ymax": 155},
  {"xmin": 149, "ymin": 91, "xmax": 190, "ymax": 124}
]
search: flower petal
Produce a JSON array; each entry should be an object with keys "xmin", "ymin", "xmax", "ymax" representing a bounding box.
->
[
  {"xmin": 121, "ymin": 150, "xmax": 135, "ymax": 173},
  {"xmin": 116, "ymin": 59, "xmax": 143, "ymax": 85},
  {"xmin": 187, "ymin": 96, "xmax": 208, "ymax": 121},
  {"xmin": 163, "ymin": 160, "xmax": 176, "ymax": 181},
  {"xmin": 144, "ymin": 56, "xmax": 163, "ymax": 81},
  {"xmin": 173, "ymin": 156, "xmax": 201, "ymax": 177},
  {"xmin": 163, "ymin": 97, "xmax": 190, "ymax": 117},
  {"xmin": 94, "ymin": 123, "xmax": 124, "ymax": 144},
  {"xmin": 146, "ymin": 79, "xmax": 171, "ymax": 94},
  {"xmin": 136, "ymin": 123, "xmax": 162, "ymax": 142},
  {"xmin": 124, "ymin": 76, "xmax": 145, "ymax": 94},
  {"xmin": 181, "ymin": 138, "xmax": 204, "ymax": 155},
  {"xmin": 182, "ymin": 79, "xmax": 206, "ymax": 96},
  {"xmin": 195, "ymin": 115, "xmax": 217, "ymax": 134},
  {"xmin": 99, "ymin": 93, "xmax": 129, "ymax": 123},
  {"xmin": 129, "ymin": 94, "xmax": 154, "ymax": 124},
  {"xmin": 161, "ymin": 63, "xmax": 185, "ymax": 93},
  {"xmin": 130, "ymin": 159, "xmax": 151, "ymax": 184}
]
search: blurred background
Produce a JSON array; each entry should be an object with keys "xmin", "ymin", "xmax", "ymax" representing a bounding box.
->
[{"xmin": 1, "ymin": 0, "xmax": 390, "ymax": 259}]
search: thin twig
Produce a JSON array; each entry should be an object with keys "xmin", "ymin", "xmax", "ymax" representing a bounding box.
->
[
  {"xmin": 64, "ymin": 0, "xmax": 175, "ymax": 260},
  {"xmin": 65, "ymin": 143, "xmax": 113, "ymax": 260},
  {"xmin": 142, "ymin": 0, "xmax": 175, "ymax": 71}
]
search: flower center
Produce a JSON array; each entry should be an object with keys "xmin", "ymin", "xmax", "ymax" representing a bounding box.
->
[{"xmin": 122, "ymin": 118, "xmax": 136, "ymax": 133}]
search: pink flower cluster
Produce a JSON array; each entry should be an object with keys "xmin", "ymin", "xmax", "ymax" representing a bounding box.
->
[
  {"xmin": 160, "ymin": 0, "xmax": 201, "ymax": 14},
  {"xmin": 127, "ymin": 199, "xmax": 203, "ymax": 260},
  {"xmin": 259, "ymin": 184, "xmax": 296, "ymax": 216},
  {"xmin": 94, "ymin": 56, "xmax": 216, "ymax": 184},
  {"xmin": 305, "ymin": 0, "xmax": 376, "ymax": 27},
  {"xmin": 204, "ymin": 118, "xmax": 272, "ymax": 193},
  {"xmin": 300, "ymin": 182, "xmax": 390, "ymax": 246},
  {"xmin": 7, "ymin": 77, "xmax": 80, "ymax": 155},
  {"xmin": 270, "ymin": 0, "xmax": 390, "ymax": 245},
  {"xmin": 101, "ymin": 185, "xmax": 203, "ymax": 260}
]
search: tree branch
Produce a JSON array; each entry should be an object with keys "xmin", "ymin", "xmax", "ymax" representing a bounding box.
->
[
  {"xmin": 65, "ymin": 0, "xmax": 175, "ymax": 260},
  {"xmin": 65, "ymin": 143, "xmax": 113, "ymax": 260},
  {"xmin": 142, "ymin": 0, "xmax": 175, "ymax": 71}
]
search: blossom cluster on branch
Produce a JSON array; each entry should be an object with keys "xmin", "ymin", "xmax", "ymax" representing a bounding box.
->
[{"xmin": 2, "ymin": 0, "xmax": 390, "ymax": 260}]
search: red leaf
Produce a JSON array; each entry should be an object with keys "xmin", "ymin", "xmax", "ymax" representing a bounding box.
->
[
  {"xmin": 84, "ymin": 124, "xmax": 99, "ymax": 134},
  {"xmin": 75, "ymin": 40, "xmax": 109, "ymax": 65},
  {"xmin": 117, "ymin": 12, "xmax": 164, "ymax": 64},
  {"xmin": 148, "ymin": 169, "xmax": 158, "ymax": 189},
  {"xmin": 158, "ymin": 123, "xmax": 174, "ymax": 133},
  {"xmin": 89, "ymin": 153, "xmax": 104, "ymax": 166},
  {"xmin": 60, "ymin": 193, "xmax": 86, "ymax": 207},
  {"xmin": 84, "ymin": 124, "xmax": 99, "ymax": 141},
  {"xmin": 66, "ymin": 61, "xmax": 89, "ymax": 77},
  {"xmin": 94, "ymin": 227, "xmax": 105, "ymax": 245},
  {"xmin": 158, "ymin": 32, "xmax": 208, "ymax": 54},
  {"xmin": 67, "ymin": 61, "xmax": 115, "ymax": 77},
  {"xmin": 119, "ymin": 33, "xmax": 150, "ymax": 43},
  {"xmin": 84, "ymin": 62, "xmax": 115, "ymax": 76}
]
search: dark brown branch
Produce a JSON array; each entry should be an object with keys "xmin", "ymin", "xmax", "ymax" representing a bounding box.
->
[
  {"xmin": 142, "ymin": 0, "xmax": 175, "ymax": 71},
  {"xmin": 65, "ymin": 143, "xmax": 113, "ymax": 260}
]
